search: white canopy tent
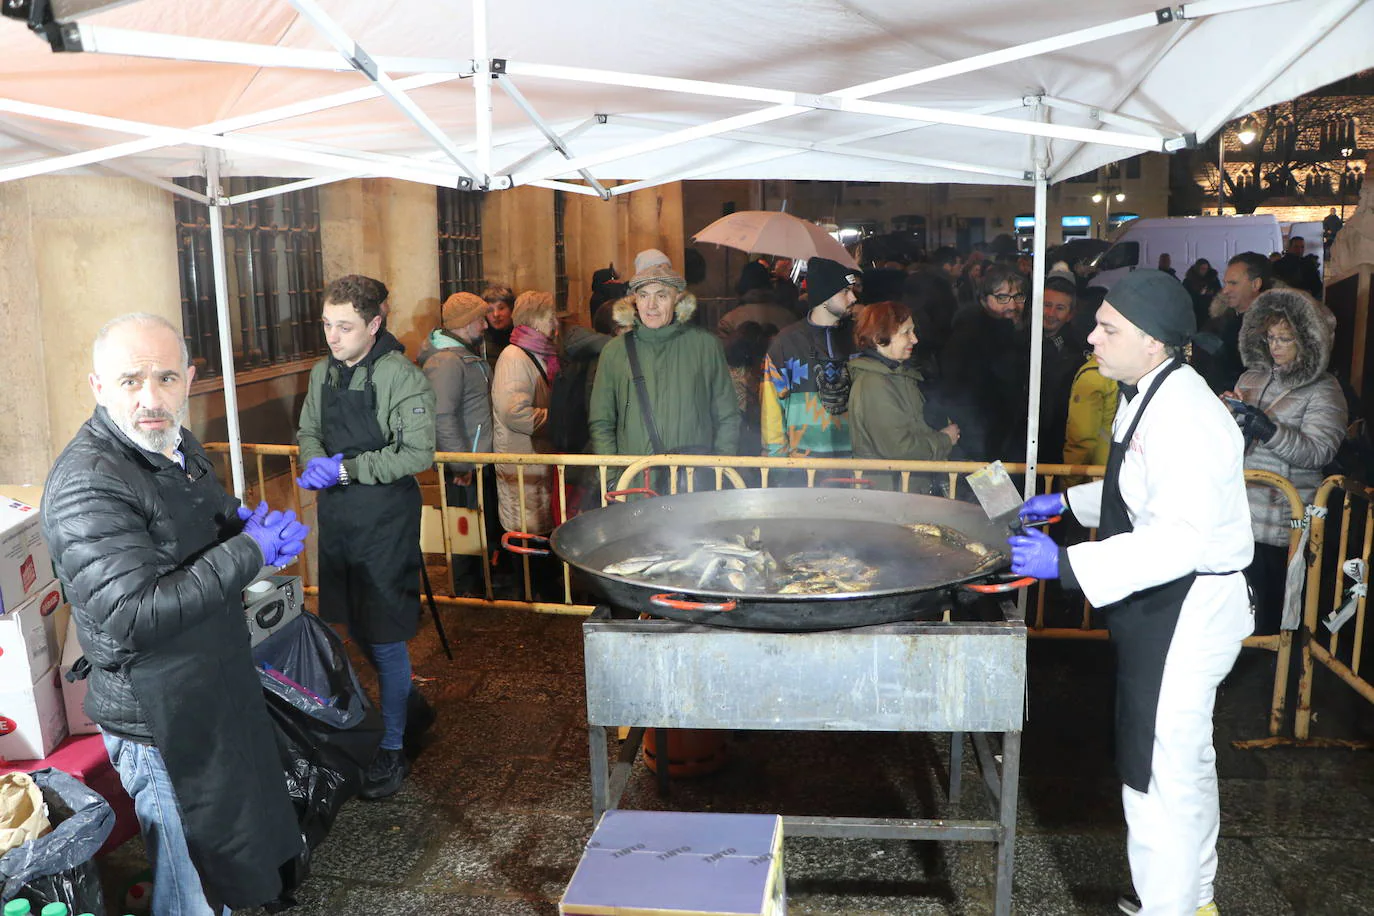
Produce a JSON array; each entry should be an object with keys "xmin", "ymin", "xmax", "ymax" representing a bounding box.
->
[{"xmin": 2, "ymin": 0, "xmax": 1371, "ymax": 497}]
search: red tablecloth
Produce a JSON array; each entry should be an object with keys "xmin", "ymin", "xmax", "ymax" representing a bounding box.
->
[{"xmin": 2, "ymin": 733, "xmax": 138, "ymax": 855}]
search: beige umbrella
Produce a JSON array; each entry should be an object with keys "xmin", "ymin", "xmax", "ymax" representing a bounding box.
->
[{"xmin": 693, "ymin": 210, "xmax": 860, "ymax": 269}]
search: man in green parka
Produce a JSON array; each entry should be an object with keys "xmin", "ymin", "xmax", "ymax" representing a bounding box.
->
[{"xmin": 588, "ymin": 250, "xmax": 740, "ymax": 461}]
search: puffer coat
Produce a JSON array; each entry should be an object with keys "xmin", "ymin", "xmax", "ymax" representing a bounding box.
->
[
  {"xmin": 41, "ymin": 408, "xmax": 264, "ymax": 738},
  {"xmin": 1235, "ymin": 288, "xmax": 1347, "ymax": 546}
]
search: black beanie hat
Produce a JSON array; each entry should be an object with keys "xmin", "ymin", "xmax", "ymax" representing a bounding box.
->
[
  {"xmin": 806, "ymin": 257, "xmax": 860, "ymax": 308},
  {"xmin": 1103, "ymin": 269, "xmax": 1196, "ymax": 346}
]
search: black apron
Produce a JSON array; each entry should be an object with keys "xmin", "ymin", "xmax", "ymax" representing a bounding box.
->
[
  {"xmin": 316, "ymin": 361, "xmax": 423, "ymax": 644},
  {"xmin": 1098, "ymin": 360, "xmax": 1195, "ymax": 793},
  {"xmin": 125, "ymin": 433, "xmax": 301, "ymax": 907}
]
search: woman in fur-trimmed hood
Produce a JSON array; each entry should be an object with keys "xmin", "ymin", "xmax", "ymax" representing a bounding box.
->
[{"xmin": 1229, "ymin": 287, "xmax": 1347, "ymax": 632}]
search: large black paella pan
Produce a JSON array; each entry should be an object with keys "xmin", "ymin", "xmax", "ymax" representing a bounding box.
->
[{"xmin": 523, "ymin": 488, "xmax": 1029, "ymax": 631}]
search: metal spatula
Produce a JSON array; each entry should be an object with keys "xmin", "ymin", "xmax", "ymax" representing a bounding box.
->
[{"xmin": 966, "ymin": 460, "xmax": 1026, "ymax": 532}]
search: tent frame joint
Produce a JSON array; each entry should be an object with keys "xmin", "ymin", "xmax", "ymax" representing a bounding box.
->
[
  {"xmin": 1156, "ymin": 7, "xmax": 1178, "ymax": 25},
  {"xmin": 348, "ymin": 43, "xmax": 379, "ymax": 80},
  {"xmin": 491, "ymin": 57, "xmax": 507, "ymax": 74}
]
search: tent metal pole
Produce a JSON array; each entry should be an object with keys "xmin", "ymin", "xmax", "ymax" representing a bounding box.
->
[
  {"xmin": 226, "ymin": 175, "xmax": 356, "ymax": 206},
  {"xmin": 473, "ymin": 0, "xmax": 493, "ymax": 182},
  {"xmin": 608, "ymin": 149, "xmax": 806, "ymax": 196},
  {"xmin": 834, "ymin": 98, "xmax": 1173, "ymax": 152},
  {"xmin": 499, "ymin": 77, "xmax": 610, "ymax": 198},
  {"xmin": 497, "ymin": 117, "xmax": 602, "ymax": 175},
  {"xmin": 205, "ymin": 72, "xmax": 467, "ymax": 133},
  {"xmin": 512, "ymin": 105, "xmax": 808, "ymax": 186},
  {"xmin": 0, "ymin": 117, "xmax": 211, "ymax": 201},
  {"xmin": 608, "ymin": 111, "xmax": 1033, "ymax": 181},
  {"xmin": 0, "ymin": 72, "xmax": 467, "ymax": 186},
  {"xmin": 287, "ymin": 0, "xmax": 480, "ymax": 179},
  {"xmin": 205, "ymin": 154, "xmax": 246, "ymax": 499},
  {"xmin": 503, "ymin": 61, "xmax": 794, "ymax": 105},
  {"xmin": 72, "ymin": 23, "xmax": 470, "ymax": 74},
  {"xmin": 834, "ymin": 4, "xmax": 1204, "ymax": 100},
  {"xmin": 1036, "ymin": 96, "xmax": 1179, "ymax": 137},
  {"xmin": 526, "ymin": 179, "xmax": 606, "ymax": 197},
  {"xmin": 1024, "ymin": 106, "xmax": 1049, "ymax": 504},
  {"xmin": 0, "ymin": 98, "xmax": 459, "ymax": 186},
  {"xmin": 1193, "ymin": 0, "xmax": 1360, "ymax": 143}
]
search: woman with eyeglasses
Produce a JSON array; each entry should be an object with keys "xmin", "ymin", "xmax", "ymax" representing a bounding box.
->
[{"xmin": 1221, "ymin": 288, "xmax": 1346, "ymax": 635}]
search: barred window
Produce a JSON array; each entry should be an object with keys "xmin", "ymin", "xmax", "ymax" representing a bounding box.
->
[
  {"xmin": 174, "ymin": 177, "xmax": 326, "ymax": 380},
  {"xmin": 554, "ymin": 189, "xmax": 569, "ymax": 312},
  {"xmin": 438, "ymin": 187, "xmax": 485, "ymax": 299}
]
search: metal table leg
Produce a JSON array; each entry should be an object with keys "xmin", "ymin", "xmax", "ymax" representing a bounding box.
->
[
  {"xmin": 949, "ymin": 731, "xmax": 964, "ymax": 804},
  {"xmin": 589, "ymin": 725, "xmax": 608, "ymax": 822},
  {"xmin": 994, "ymin": 730, "xmax": 1022, "ymax": 916}
]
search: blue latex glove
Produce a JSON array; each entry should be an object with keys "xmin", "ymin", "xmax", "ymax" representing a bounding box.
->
[
  {"xmin": 1018, "ymin": 492, "xmax": 1066, "ymax": 524},
  {"xmin": 236, "ymin": 501, "xmax": 269, "ymax": 526},
  {"xmin": 297, "ymin": 453, "xmax": 344, "ymax": 490},
  {"xmin": 244, "ymin": 508, "xmax": 310, "ymax": 567},
  {"xmin": 1008, "ymin": 527, "xmax": 1061, "ymax": 580}
]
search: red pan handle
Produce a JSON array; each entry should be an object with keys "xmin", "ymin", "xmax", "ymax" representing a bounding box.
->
[
  {"xmin": 649, "ymin": 593, "xmax": 738, "ymax": 613},
  {"xmin": 501, "ymin": 531, "xmax": 550, "ymax": 556},
  {"xmin": 819, "ymin": 477, "xmax": 873, "ymax": 488},
  {"xmin": 606, "ymin": 487, "xmax": 661, "ymax": 501},
  {"xmin": 965, "ymin": 576, "xmax": 1037, "ymax": 594}
]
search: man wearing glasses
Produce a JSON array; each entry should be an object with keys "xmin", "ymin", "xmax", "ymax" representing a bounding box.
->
[{"xmin": 934, "ymin": 262, "xmax": 1031, "ymax": 462}]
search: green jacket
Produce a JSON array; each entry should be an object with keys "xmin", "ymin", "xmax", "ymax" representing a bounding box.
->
[
  {"xmin": 848, "ymin": 352, "xmax": 952, "ymax": 490},
  {"xmin": 589, "ymin": 319, "xmax": 740, "ymax": 456},
  {"xmin": 297, "ymin": 332, "xmax": 437, "ymax": 484}
]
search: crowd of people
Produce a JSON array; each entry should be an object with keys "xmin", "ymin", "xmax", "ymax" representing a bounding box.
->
[
  {"xmin": 36, "ymin": 231, "xmax": 1358, "ymax": 915},
  {"xmin": 403, "ymin": 239, "xmax": 1359, "ymax": 640}
]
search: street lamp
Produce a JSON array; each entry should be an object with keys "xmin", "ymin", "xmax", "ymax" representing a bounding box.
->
[
  {"xmin": 1092, "ymin": 188, "xmax": 1126, "ymax": 238},
  {"xmin": 1340, "ymin": 144, "xmax": 1356, "ymax": 219},
  {"xmin": 1218, "ymin": 116, "xmax": 1258, "ymax": 215}
]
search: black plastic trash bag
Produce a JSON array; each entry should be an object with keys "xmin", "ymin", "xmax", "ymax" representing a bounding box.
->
[
  {"xmin": 0, "ymin": 768, "xmax": 112, "ymax": 916},
  {"xmin": 254, "ymin": 612, "xmax": 382, "ymax": 911}
]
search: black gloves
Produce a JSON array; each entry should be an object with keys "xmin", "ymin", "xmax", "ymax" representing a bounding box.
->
[{"xmin": 1232, "ymin": 402, "xmax": 1277, "ymax": 443}]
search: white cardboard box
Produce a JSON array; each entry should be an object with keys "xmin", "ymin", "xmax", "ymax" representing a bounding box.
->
[
  {"xmin": 0, "ymin": 664, "xmax": 69, "ymax": 762},
  {"xmin": 59, "ymin": 615, "xmax": 98, "ymax": 736},
  {"xmin": 44, "ymin": 601, "xmax": 71, "ymax": 670},
  {"xmin": 0, "ymin": 498, "xmax": 52, "ymax": 615},
  {"xmin": 0, "ymin": 579, "xmax": 60, "ymax": 690}
]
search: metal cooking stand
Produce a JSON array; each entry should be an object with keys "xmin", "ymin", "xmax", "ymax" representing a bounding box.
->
[{"xmin": 583, "ymin": 599, "xmax": 1027, "ymax": 916}]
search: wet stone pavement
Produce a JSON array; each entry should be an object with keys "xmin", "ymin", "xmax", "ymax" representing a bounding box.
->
[{"xmin": 97, "ymin": 600, "xmax": 1374, "ymax": 916}]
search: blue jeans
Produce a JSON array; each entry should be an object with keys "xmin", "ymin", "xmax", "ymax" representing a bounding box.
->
[
  {"xmin": 351, "ymin": 635, "xmax": 411, "ymax": 750},
  {"xmin": 103, "ymin": 732, "xmax": 231, "ymax": 916}
]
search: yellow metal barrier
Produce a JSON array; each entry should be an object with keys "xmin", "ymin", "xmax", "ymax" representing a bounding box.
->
[
  {"xmin": 207, "ymin": 443, "xmax": 1309, "ymax": 738},
  {"xmin": 1295, "ymin": 475, "xmax": 1374, "ymax": 743}
]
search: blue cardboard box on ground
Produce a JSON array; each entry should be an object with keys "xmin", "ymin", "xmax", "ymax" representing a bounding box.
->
[{"xmin": 561, "ymin": 811, "xmax": 785, "ymax": 916}]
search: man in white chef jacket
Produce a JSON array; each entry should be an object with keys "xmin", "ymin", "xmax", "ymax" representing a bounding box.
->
[{"xmin": 1008, "ymin": 268, "xmax": 1254, "ymax": 916}]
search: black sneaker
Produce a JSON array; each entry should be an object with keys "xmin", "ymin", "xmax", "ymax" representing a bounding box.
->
[
  {"xmin": 403, "ymin": 690, "xmax": 437, "ymax": 760},
  {"xmin": 359, "ymin": 748, "xmax": 410, "ymax": 801},
  {"xmin": 1118, "ymin": 893, "xmax": 1141, "ymax": 915}
]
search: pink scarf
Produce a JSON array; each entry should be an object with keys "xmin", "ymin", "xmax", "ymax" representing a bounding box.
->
[{"xmin": 510, "ymin": 324, "xmax": 560, "ymax": 380}]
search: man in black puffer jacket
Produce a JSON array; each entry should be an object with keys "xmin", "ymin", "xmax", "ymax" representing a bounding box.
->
[{"xmin": 42, "ymin": 313, "xmax": 305, "ymax": 916}]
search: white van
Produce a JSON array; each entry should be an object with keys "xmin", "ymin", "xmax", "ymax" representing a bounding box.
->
[{"xmin": 1089, "ymin": 215, "xmax": 1282, "ymax": 292}]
